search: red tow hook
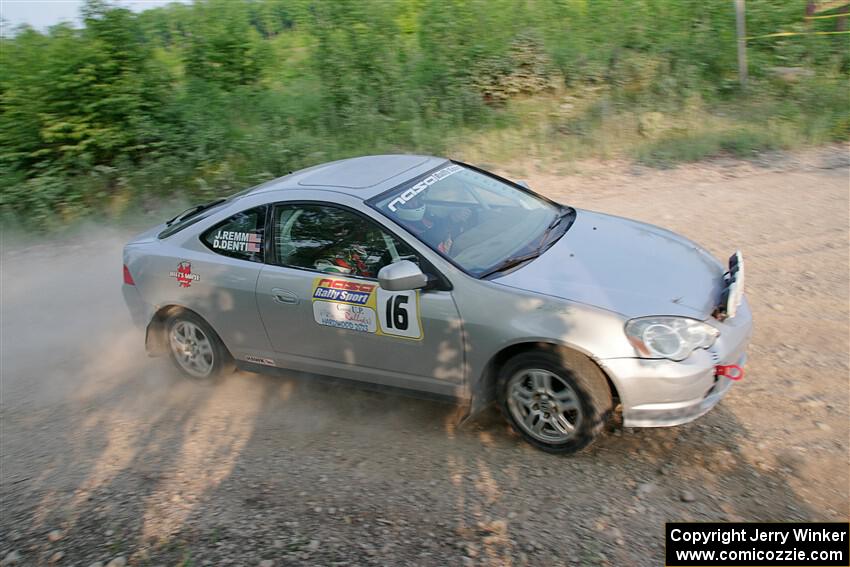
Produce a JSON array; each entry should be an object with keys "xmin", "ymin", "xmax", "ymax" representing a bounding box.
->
[{"xmin": 715, "ymin": 364, "xmax": 744, "ymax": 381}]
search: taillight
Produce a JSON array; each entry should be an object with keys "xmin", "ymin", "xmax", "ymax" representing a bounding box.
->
[{"xmin": 123, "ymin": 264, "xmax": 135, "ymax": 285}]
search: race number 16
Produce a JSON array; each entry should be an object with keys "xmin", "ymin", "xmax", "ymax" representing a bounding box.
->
[
  {"xmin": 377, "ymin": 289, "xmax": 422, "ymax": 339},
  {"xmin": 385, "ymin": 295, "xmax": 409, "ymax": 330}
]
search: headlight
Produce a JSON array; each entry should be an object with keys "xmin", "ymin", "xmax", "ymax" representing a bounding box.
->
[{"xmin": 624, "ymin": 317, "xmax": 719, "ymax": 361}]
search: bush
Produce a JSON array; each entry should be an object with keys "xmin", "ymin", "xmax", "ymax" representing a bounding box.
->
[{"xmin": 0, "ymin": 0, "xmax": 847, "ymax": 225}]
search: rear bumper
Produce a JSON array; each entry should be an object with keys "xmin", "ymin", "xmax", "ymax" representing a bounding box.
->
[
  {"xmin": 122, "ymin": 284, "xmax": 149, "ymax": 328},
  {"xmin": 602, "ymin": 299, "xmax": 753, "ymax": 428}
]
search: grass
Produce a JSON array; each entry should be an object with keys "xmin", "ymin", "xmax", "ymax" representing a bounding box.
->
[
  {"xmin": 635, "ymin": 129, "xmax": 782, "ymax": 166},
  {"xmin": 450, "ymin": 80, "xmax": 847, "ymax": 171},
  {"xmin": 1, "ymin": 78, "xmax": 845, "ymax": 234}
]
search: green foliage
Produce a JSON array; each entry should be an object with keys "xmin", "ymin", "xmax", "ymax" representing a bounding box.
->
[
  {"xmin": 0, "ymin": 0, "xmax": 847, "ymax": 225},
  {"xmin": 183, "ymin": 0, "xmax": 271, "ymax": 88}
]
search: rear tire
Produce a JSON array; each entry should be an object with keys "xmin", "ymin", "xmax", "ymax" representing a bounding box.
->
[
  {"xmin": 165, "ymin": 311, "xmax": 233, "ymax": 381},
  {"xmin": 497, "ymin": 349, "xmax": 612, "ymax": 454}
]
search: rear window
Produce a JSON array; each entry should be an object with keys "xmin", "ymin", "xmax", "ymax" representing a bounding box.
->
[
  {"xmin": 158, "ymin": 199, "xmax": 230, "ymax": 239},
  {"xmin": 157, "ymin": 180, "xmax": 280, "ymax": 239},
  {"xmin": 201, "ymin": 206, "xmax": 267, "ymax": 263}
]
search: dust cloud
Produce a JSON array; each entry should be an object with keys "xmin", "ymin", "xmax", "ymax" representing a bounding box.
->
[
  {"xmin": 1, "ymin": 226, "xmax": 154, "ymax": 410},
  {"xmin": 0, "ymin": 224, "xmax": 329, "ymax": 542},
  {"xmin": 0, "ymin": 223, "xmax": 358, "ymax": 419},
  {"xmin": 0, "ymin": 223, "xmax": 462, "ymax": 552}
]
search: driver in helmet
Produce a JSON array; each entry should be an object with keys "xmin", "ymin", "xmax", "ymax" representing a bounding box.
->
[
  {"xmin": 314, "ymin": 243, "xmax": 373, "ymax": 277},
  {"xmin": 395, "ymin": 194, "xmax": 471, "ymax": 255}
]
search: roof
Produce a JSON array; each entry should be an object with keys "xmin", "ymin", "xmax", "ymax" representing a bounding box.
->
[{"xmin": 248, "ymin": 154, "xmax": 448, "ymax": 200}]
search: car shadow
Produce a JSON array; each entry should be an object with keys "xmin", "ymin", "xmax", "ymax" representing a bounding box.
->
[{"xmin": 0, "ymin": 354, "xmax": 831, "ymax": 566}]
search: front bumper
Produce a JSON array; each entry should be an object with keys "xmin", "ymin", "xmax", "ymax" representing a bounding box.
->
[{"xmin": 602, "ymin": 299, "xmax": 753, "ymax": 428}]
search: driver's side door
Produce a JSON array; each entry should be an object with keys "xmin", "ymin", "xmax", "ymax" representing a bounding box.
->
[{"xmin": 256, "ymin": 202, "xmax": 464, "ymax": 396}]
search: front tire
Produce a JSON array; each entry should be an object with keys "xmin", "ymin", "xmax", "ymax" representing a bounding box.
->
[
  {"xmin": 165, "ymin": 311, "xmax": 233, "ymax": 380},
  {"xmin": 498, "ymin": 349, "xmax": 613, "ymax": 454}
]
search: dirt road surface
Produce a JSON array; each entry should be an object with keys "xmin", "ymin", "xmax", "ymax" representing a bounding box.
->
[{"xmin": 2, "ymin": 148, "xmax": 848, "ymax": 566}]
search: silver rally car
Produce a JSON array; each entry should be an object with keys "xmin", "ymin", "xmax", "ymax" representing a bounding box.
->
[{"xmin": 122, "ymin": 155, "xmax": 752, "ymax": 453}]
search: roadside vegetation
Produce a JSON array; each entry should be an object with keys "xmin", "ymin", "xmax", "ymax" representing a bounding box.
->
[{"xmin": 1, "ymin": 0, "xmax": 848, "ymax": 226}]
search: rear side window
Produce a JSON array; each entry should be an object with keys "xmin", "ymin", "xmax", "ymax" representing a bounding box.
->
[{"xmin": 202, "ymin": 206, "xmax": 267, "ymax": 263}]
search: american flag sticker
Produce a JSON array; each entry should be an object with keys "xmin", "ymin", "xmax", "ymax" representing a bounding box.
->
[{"xmin": 246, "ymin": 232, "xmax": 261, "ymax": 253}]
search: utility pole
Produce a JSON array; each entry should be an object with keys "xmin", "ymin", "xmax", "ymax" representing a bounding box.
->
[{"xmin": 735, "ymin": 0, "xmax": 748, "ymax": 89}]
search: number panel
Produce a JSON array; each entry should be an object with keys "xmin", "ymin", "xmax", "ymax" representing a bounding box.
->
[{"xmin": 377, "ymin": 288, "xmax": 422, "ymax": 340}]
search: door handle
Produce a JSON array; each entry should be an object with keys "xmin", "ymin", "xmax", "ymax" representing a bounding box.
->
[{"xmin": 271, "ymin": 288, "xmax": 299, "ymax": 305}]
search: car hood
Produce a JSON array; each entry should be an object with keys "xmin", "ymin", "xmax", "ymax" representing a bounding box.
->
[{"xmin": 493, "ymin": 209, "xmax": 725, "ymax": 319}]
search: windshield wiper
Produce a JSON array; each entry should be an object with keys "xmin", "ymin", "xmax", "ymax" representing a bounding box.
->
[
  {"xmin": 165, "ymin": 198, "xmax": 226, "ymax": 226},
  {"xmin": 538, "ymin": 207, "xmax": 572, "ymax": 246},
  {"xmin": 479, "ymin": 207, "xmax": 574, "ymax": 279},
  {"xmin": 479, "ymin": 251, "xmax": 542, "ymax": 278}
]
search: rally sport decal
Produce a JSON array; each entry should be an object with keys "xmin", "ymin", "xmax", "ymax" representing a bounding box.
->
[
  {"xmin": 169, "ymin": 261, "xmax": 200, "ymax": 288},
  {"xmin": 311, "ymin": 277, "xmax": 422, "ymax": 340}
]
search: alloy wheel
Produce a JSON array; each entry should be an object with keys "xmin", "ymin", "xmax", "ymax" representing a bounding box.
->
[
  {"xmin": 169, "ymin": 320, "xmax": 215, "ymax": 378},
  {"xmin": 506, "ymin": 368, "xmax": 584, "ymax": 443}
]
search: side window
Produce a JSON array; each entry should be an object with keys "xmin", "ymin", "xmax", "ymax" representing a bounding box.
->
[
  {"xmin": 273, "ymin": 204, "xmax": 418, "ymax": 278},
  {"xmin": 202, "ymin": 206, "xmax": 266, "ymax": 263}
]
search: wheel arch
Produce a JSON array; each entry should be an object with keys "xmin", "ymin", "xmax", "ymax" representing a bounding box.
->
[
  {"xmin": 145, "ymin": 304, "xmax": 225, "ymax": 358},
  {"xmin": 476, "ymin": 340, "xmax": 621, "ymax": 411}
]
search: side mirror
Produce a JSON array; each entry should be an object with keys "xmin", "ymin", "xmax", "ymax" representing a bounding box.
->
[
  {"xmin": 378, "ymin": 260, "xmax": 428, "ymax": 291},
  {"xmin": 516, "ymin": 180, "xmax": 530, "ymax": 189}
]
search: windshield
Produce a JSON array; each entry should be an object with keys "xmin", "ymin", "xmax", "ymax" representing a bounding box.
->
[{"xmin": 369, "ymin": 163, "xmax": 572, "ymax": 277}]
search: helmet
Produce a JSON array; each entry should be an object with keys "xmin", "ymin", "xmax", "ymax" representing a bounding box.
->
[
  {"xmin": 314, "ymin": 259, "xmax": 352, "ymax": 274},
  {"xmin": 397, "ymin": 204, "xmax": 425, "ymax": 221},
  {"xmin": 396, "ymin": 195, "xmax": 425, "ymax": 221}
]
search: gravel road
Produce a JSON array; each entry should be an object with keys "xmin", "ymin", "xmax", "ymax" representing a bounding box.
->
[{"xmin": 2, "ymin": 147, "xmax": 848, "ymax": 566}]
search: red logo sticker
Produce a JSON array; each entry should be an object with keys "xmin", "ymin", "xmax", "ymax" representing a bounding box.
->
[
  {"xmin": 317, "ymin": 278, "xmax": 376, "ymax": 293},
  {"xmin": 169, "ymin": 261, "xmax": 200, "ymax": 288},
  {"xmin": 715, "ymin": 364, "xmax": 744, "ymax": 381}
]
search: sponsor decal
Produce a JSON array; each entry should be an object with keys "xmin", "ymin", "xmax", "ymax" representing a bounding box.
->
[
  {"xmin": 169, "ymin": 261, "xmax": 200, "ymax": 288},
  {"xmin": 310, "ymin": 277, "xmax": 423, "ymax": 340},
  {"xmin": 387, "ymin": 164, "xmax": 462, "ymax": 212},
  {"xmin": 313, "ymin": 301, "xmax": 377, "ymax": 333},
  {"xmin": 212, "ymin": 230, "xmax": 262, "ymax": 253},
  {"xmin": 312, "ymin": 278, "xmax": 376, "ymax": 306},
  {"xmin": 244, "ymin": 355, "xmax": 276, "ymax": 367}
]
